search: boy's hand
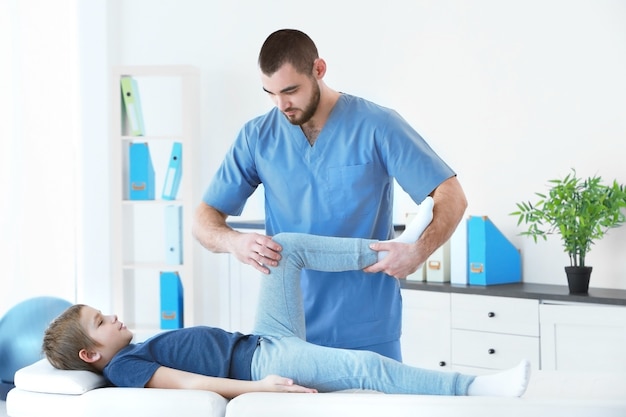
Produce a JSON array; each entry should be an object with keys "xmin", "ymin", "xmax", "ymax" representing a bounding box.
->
[{"xmin": 259, "ymin": 375, "xmax": 317, "ymax": 393}]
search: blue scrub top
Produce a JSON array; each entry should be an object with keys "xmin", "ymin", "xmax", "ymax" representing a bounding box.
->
[{"xmin": 203, "ymin": 94, "xmax": 454, "ymax": 349}]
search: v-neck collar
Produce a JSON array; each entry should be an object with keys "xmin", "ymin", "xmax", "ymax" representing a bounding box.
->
[{"xmin": 286, "ymin": 94, "xmax": 347, "ymax": 162}]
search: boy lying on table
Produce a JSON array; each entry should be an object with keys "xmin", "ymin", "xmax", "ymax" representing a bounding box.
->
[{"xmin": 43, "ymin": 197, "xmax": 530, "ymax": 399}]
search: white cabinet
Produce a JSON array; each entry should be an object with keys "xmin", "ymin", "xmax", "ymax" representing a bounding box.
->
[
  {"xmin": 401, "ymin": 291, "xmax": 540, "ymax": 373},
  {"xmin": 400, "ymin": 289, "xmax": 451, "ymax": 370},
  {"xmin": 110, "ymin": 66, "xmax": 201, "ymax": 339},
  {"xmin": 450, "ymin": 294, "xmax": 540, "ymax": 373},
  {"xmin": 540, "ymin": 302, "xmax": 626, "ymax": 372},
  {"xmin": 401, "ymin": 289, "xmax": 626, "ymax": 374},
  {"xmin": 222, "ymin": 232, "xmax": 263, "ymax": 334}
]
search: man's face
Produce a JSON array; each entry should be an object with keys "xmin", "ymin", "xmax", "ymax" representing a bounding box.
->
[
  {"xmin": 261, "ymin": 63, "xmax": 320, "ymax": 126},
  {"xmin": 80, "ymin": 306, "xmax": 133, "ymax": 355}
]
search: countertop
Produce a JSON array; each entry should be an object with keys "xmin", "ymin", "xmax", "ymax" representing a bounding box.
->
[
  {"xmin": 227, "ymin": 219, "xmax": 266, "ymax": 229},
  {"xmin": 400, "ymin": 280, "xmax": 626, "ymax": 306},
  {"xmin": 227, "ymin": 220, "xmax": 406, "ymax": 231}
]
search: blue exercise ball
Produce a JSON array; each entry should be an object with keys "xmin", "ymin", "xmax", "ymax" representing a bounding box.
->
[{"xmin": 0, "ymin": 296, "xmax": 72, "ymax": 384}]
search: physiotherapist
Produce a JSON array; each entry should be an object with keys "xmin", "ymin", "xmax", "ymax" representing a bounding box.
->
[{"xmin": 193, "ymin": 29, "xmax": 468, "ymax": 361}]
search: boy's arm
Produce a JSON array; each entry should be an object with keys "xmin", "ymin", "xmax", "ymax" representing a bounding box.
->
[{"xmin": 146, "ymin": 366, "xmax": 317, "ymax": 399}]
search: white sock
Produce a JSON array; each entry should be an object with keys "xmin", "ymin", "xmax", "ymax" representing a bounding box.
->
[
  {"xmin": 378, "ymin": 196, "xmax": 434, "ymax": 262},
  {"xmin": 467, "ymin": 360, "xmax": 531, "ymax": 397}
]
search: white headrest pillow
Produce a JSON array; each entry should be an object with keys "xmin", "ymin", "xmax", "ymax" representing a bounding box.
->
[{"xmin": 14, "ymin": 358, "xmax": 107, "ymax": 394}]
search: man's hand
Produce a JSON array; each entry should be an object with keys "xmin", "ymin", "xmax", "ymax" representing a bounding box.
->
[
  {"xmin": 257, "ymin": 375, "xmax": 317, "ymax": 393},
  {"xmin": 193, "ymin": 203, "xmax": 283, "ymax": 274},
  {"xmin": 364, "ymin": 241, "xmax": 424, "ymax": 279},
  {"xmin": 232, "ymin": 233, "xmax": 283, "ymax": 274},
  {"xmin": 365, "ymin": 176, "xmax": 467, "ymax": 279}
]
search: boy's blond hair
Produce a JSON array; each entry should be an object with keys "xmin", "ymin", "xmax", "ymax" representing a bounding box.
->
[{"xmin": 42, "ymin": 304, "xmax": 101, "ymax": 373}]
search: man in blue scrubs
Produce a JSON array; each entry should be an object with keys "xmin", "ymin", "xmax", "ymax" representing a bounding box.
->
[{"xmin": 193, "ymin": 29, "xmax": 467, "ymax": 361}]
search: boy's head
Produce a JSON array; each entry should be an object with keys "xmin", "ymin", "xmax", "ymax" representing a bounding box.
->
[{"xmin": 43, "ymin": 304, "xmax": 133, "ymax": 373}]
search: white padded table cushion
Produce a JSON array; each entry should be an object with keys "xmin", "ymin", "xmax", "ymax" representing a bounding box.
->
[
  {"xmin": 14, "ymin": 358, "xmax": 107, "ymax": 394},
  {"xmin": 8, "ymin": 361, "xmax": 626, "ymax": 417},
  {"xmin": 8, "ymin": 359, "xmax": 228, "ymax": 417},
  {"xmin": 225, "ymin": 371, "xmax": 626, "ymax": 417},
  {"xmin": 7, "ymin": 387, "xmax": 228, "ymax": 417},
  {"xmin": 226, "ymin": 392, "xmax": 626, "ymax": 417}
]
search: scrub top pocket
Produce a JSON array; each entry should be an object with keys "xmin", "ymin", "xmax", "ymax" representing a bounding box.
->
[{"xmin": 326, "ymin": 163, "xmax": 389, "ymax": 220}]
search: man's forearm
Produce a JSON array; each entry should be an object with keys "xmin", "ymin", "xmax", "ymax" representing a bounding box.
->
[
  {"xmin": 193, "ymin": 202, "xmax": 283, "ymax": 274},
  {"xmin": 192, "ymin": 202, "xmax": 239, "ymax": 254},
  {"xmin": 418, "ymin": 176, "xmax": 468, "ymax": 260}
]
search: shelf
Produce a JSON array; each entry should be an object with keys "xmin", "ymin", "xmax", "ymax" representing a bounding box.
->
[
  {"xmin": 122, "ymin": 262, "xmax": 185, "ymax": 270},
  {"xmin": 121, "ymin": 135, "xmax": 184, "ymax": 141},
  {"xmin": 110, "ymin": 65, "xmax": 202, "ymax": 331},
  {"xmin": 121, "ymin": 199, "xmax": 183, "ymax": 206},
  {"xmin": 118, "ymin": 65, "xmax": 200, "ymax": 77}
]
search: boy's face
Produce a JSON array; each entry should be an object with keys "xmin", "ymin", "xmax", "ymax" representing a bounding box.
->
[{"xmin": 80, "ymin": 306, "xmax": 133, "ymax": 358}]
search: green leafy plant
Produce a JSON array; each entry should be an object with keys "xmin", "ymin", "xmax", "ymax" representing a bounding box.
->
[{"xmin": 511, "ymin": 170, "xmax": 626, "ymax": 267}]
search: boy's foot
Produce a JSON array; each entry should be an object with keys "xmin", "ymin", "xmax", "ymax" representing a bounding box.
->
[
  {"xmin": 378, "ymin": 196, "xmax": 434, "ymax": 261},
  {"xmin": 467, "ymin": 360, "xmax": 531, "ymax": 397}
]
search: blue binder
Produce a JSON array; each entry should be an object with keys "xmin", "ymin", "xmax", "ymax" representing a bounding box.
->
[
  {"xmin": 467, "ymin": 216, "xmax": 521, "ymax": 286},
  {"xmin": 164, "ymin": 205, "xmax": 183, "ymax": 265},
  {"xmin": 129, "ymin": 142, "xmax": 155, "ymax": 200},
  {"xmin": 120, "ymin": 77, "xmax": 145, "ymax": 136},
  {"xmin": 160, "ymin": 271, "xmax": 184, "ymax": 329},
  {"xmin": 162, "ymin": 142, "xmax": 182, "ymax": 200}
]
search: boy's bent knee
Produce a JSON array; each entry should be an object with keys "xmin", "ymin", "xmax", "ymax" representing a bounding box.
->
[{"xmin": 271, "ymin": 232, "xmax": 300, "ymax": 249}]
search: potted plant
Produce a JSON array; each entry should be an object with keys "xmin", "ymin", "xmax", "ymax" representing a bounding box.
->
[{"xmin": 511, "ymin": 169, "xmax": 626, "ymax": 293}]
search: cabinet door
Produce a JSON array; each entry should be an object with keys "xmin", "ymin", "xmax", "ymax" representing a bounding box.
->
[
  {"xmin": 540, "ymin": 303, "xmax": 626, "ymax": 371},
  {"xmin": 401, "ymin": 290, "xmax": 451, "ymax": 370}
]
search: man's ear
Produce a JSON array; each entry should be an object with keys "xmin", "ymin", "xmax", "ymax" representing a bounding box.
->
[
  {"xmin": 79, "ymin": 348, "xmax": 101, "ymax": 364},
  {"xmin": 312, "ymin": 58, "xmax": 327, "ymax": 79}
]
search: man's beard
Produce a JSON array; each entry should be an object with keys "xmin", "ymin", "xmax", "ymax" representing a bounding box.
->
[{"xmin": 283, "ymin": 82, "xmax": 320, "ymax": 126}]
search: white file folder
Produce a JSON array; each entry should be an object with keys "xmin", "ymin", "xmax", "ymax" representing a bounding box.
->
[
  {"xmin": 162, "ymin": 142, "xmax": 182, "ymax": 200},
  {"xmin": 426, "ymin": 241, "xmax": 451, "ymax": 283},
  {"xmin": 164, "ymin": 205, "xmax": 183, "ymax": 265}
]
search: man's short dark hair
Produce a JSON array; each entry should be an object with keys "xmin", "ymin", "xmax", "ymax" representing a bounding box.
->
[{"xmin": 258, "ymin": 29, "xmax": 319, "ymax": 76}]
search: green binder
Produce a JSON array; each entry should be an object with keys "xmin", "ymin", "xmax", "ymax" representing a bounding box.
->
[{"xmin": 120, "ymin": 76, "xmax": 145, "ymax": 136}]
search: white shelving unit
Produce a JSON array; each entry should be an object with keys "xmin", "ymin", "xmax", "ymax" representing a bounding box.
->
[{"xmin": 110, "ymin": 65, "xmax": 201, "ymax": 340}]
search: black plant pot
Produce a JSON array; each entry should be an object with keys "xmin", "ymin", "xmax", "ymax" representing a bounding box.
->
[{"xmin": 565, "ymin": 266, "xmax": 592, "ymax": 294}]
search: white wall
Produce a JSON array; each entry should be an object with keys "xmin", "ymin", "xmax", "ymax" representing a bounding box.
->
[
  {"xmin": 0, "ymin": 0, "xmax": 626, "ymax": 321},
  {"xmin": 103, "ymin": 0, "xmax": 626, "ymax": 300},
  {"xmin": 0, "ymin": 0, "xmax": 80, "ymax": 317},
  {"xmin": 75, "ymin": 0, "xmax": 112, "ymax": 315}
]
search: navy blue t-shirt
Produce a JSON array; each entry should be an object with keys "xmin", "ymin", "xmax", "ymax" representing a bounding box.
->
[{"xmin": 103, "ymin": 326, "xmax": 260, "ymax": 387}]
